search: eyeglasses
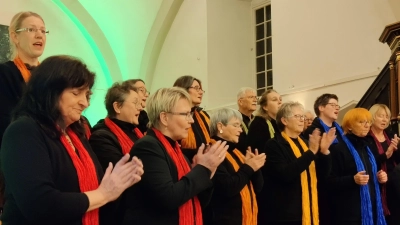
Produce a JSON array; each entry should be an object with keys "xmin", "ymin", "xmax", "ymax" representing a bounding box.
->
[
  {"xmin": 166, "ymin": 111, "xmax": 194, "ymax": 121},
  {"xmin": 15, "ymin": 27, "xmax": 49, "ymax": 35},
  {"xmin": 138, "ymin": 87, "xmax": 150, "ymax": 96},
  {"xmin": 241, "ymin": 96, "xmax": 258, "ymax": 100},
  {"xmin": 359, "ymin": 120, "xmax": 372, "ymax": 126},
  {"xmin": 189, "ymin": 86, "xmax": 205, "ymax": 93},
  {"xmin": 326, "ymin": 103, "xmax": 340, "ymax": 109},
  {"xmin": 132, "ymin": 100, "xmax": 142, "ymax": 109},
  {"xmin": 304, "ymin": 118, "xmax": 314, "ymax": 122},
  {"xmin": 289, "ymin": 114, "xmax": 306, "ymax": 120}
]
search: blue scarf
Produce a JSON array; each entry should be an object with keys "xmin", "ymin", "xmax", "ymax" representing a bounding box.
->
[
  {"xmin": 318, "ymin": 118, "xmax": 341, "ymax": 144},
  {"xmin": 340, "ymin": 131, "xmax": 386, "ymax": 225}
]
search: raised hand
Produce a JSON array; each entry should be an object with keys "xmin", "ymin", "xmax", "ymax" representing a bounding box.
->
[
  {"xmin": 244, "ymin": 147, "xmax": 266, "ymax": 171},
  {"xmin": 196, "ymin": 140, "xmax": 229, "ymax": 178},
  {"xmin": 320, "ymin": 127, "xmax": 336, "ymax": 155},
  {"xmin": 98, "ymin": 154, "xmax": 144, "ymax": 202},
  {"xmin": 308, "ymin": 128, "xmax": 322, "ymax": 154},
  {"xmin": 354, "ymin": 171, "xmax": 369, "ymax": 186}
]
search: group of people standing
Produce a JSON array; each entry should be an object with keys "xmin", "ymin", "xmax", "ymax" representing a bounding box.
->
[{"xmin": 0, "ymin": 10, "xmax": 400, "ymax": 225}]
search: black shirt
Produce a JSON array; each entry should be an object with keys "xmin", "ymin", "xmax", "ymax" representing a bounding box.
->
[{"xmin": 237, "ymin": 112, "xmax": 253, "ymax": 154}]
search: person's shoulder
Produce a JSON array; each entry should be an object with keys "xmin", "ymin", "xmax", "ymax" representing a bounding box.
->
[
  {"xmin": 3, "ymin": 116, "xmax": 42, "ymax": 141},
  {"xmin": 0, "ymin": 61, "xmax": 18, "ymax": 74}
]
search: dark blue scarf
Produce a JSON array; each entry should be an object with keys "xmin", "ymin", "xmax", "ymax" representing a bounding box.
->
[{"xmin": 318, "ymin": 118, "xmax": 340, "ymax": 144}]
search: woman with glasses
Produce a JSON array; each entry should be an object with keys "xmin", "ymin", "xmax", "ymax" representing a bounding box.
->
[
  {"xmin": 367, "ymin": 104, "xmax": 400, "ymax": 225},
  {"xmin": 122, "ymin": 87, "xmax": 228, "ymax": 225},
  {"xmin": 0, "ymin": 11, "xmax": 48, "ymax": 216},
  {"xmin": 328, "ymin": 108, "xmax": 388, "ymax": 225},
  {"xmin": 204, "ymin": 108, "xmax": 265, "ymax": 225},
  {"xmin": 173, "ymin": 75, "xmax": 211, "ymax": 162},
  {"xmin": 124, "ymin": 79, "xmax": 150, "ymax": 133},
  {"xmin": 259, "ymin": 101, "xmax": 335, "ymax": 225},
  {"xmin": 89, "ymin": 81, "xmax": 144, "ymax": 224}
]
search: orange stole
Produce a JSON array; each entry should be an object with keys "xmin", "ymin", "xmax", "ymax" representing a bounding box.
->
[
  {"xmin": 181, "ymin": 110, "xmax": 210, "ymax": 149},
  {"xmin": 13, "ymin": 56, "xmax": 34, "ymax": 83},
  {"xmin": 210, "ymin": 139, "xmax": 258, "ymax": 225}
]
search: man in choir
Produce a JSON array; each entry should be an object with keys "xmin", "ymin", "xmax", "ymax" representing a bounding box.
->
[{"xmin": 236, "ymin": 87, "xmax": 257, "ymax": 154}]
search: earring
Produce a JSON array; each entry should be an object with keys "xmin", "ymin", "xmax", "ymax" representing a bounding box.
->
[{"xmin": 219, "ymin": 130, "xmax": 223, "ymax": 134}]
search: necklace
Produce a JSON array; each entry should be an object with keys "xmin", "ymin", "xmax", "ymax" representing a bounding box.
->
[{"xmin": 62, "ymin": 130, "xmax": 76, "ymax": 151}]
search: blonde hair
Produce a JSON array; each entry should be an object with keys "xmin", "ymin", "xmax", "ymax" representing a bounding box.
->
[
  {"xmin": 146, "ymin": 87, "xmax": 192, "ymax": 129},
  {"xmin": 9, "ymin": 11, "xmax": 44, "ymax": 59},
  {"xmin": 369, "ymin": 104, "xmax": 391, "ymax": 129},
  {"xmin": 342, "ymin": 108, "xmax": 372, "ymax": 134},
  {"xmin": 255, "ymin": 89, "xmax": 278, "ymax": 120}
]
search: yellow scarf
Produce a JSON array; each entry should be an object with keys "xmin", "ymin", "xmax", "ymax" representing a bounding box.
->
[
  {"xmin": 281, "ymin": 132, "xmax": 319, "ymax": 225},
  {"xmin": 211, "ymin": 139, "xmax": 258, "ymax": 225},
  {"xmin": 266, "ymin": 119, "xmax": 275, "ymax": 138}
]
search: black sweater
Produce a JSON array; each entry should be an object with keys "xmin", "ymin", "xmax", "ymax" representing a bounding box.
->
[
  {"xmin": 0, "ymin": 61, "xmax": 26, "ymax": 147},
  {"xmin": 236, "ymin": 113, "xmax": 253, "ymax": 154},
  {"xmin": 258, "ymin": 134, "xmax": 331, "ymax": 224},
  {"xmin": 0, "ymin": 116, "xmax": 104, "ymax": 225},
  {"xmin": 89, "ymin": 118, "xmax": 141, "ymax": 171},
  {"xmin": 302, "ymin": 117, "xmax": 344, "ymax": 144},
  {"xmin": 122, "ymin": 129, "xmax": 213, "ymax": 225},
  {"xmin": 328, "ymin": 134, "xmax": 378, "ymax": 225},
  {"xmin": 137, "ymin": 110, "xmax": 149, "ymax": 134},
  {"xmin": 246, "ymin": 116, "xmax": 278, "ymax": 154},
  {"xmin": 204, "ymin": 136, "xmax": 263, "ymax": 225}
]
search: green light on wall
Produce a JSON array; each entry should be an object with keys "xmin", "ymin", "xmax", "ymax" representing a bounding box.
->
[{"xmin": 52, "ymin": 0, "xmax": 113, "ymax": 87}]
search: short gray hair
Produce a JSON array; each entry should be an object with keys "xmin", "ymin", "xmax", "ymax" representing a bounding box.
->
[
  {"xmin": 210, "ymin": 108, "xmax": 243, "ymax": 136},
  {"xmin": 237, "ymin": 87, "xmax": 256, "ymax": 100},
  {"xmin": 146, "ymin": 87, "xmax": 192, "ymax": 129},
  {"xmin": 276, "ymin": 101, "xmax": 304, "ymax": 131}
]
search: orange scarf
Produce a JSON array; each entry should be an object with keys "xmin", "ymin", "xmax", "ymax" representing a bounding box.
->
[
  {"xmin": 210, "ymin": 139, "xmax": 258, "ymax": 225},
  {"xmin": 13, "ymin": 56, "xmax": 36, "ymax": 82},
  {"xmin": 153, "ymin": 128, "xmax": 203, "ymax": 225},
  {"xmin": 60, "ymin": 128, "xmax": 99, "ymax": 225},
  {"xmin": 181, "ymin": 110, "xmax": 210, "ymax": 149}
]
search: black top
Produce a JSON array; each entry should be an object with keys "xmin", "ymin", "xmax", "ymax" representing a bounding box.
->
[
  {"xmin": 303, "ymin": 117, "xmax": 344, "ymax": 144},
  {"xmin": 89, "ymin": 118, "xmax": 141, "ymax": 171},
  {"xmin": 137, "ymin": 110, "xmax": 149, "ymax": 134},
  {"xmin": 366, "ymin": 132, "xmax": 400, "ymax": 223},
  {"xmin": 0, "ymin": 116, "xmax": 104, "ymax": 225},
  {"xmin": 89, "ymin": 118, "xmax": 142, "ymax": 225},
  {"xmin": 181, "ymin": 107, "xmax": 211, "ymax": 161},
  {"xmin": 0, "ymin": 61, "xmax": 25, "ymax": 147},
  {"xmin": 204, "ymin": 136, "xmax": 263, "ymax": 225},
  {"xmin": 246, "ymin": 116, "xmax": 278, "ymax": 154},
  {"xmin": 328, "ymin": 133, "xmax": 378, "ymax": 224},
  {"xmin": 237, "ymin": 112, "xmax": 253, "ymax": 154},
  {"xmin": 122, "ymin": 129, "xmax": 213, "ymax": 225},
  {"xmin": 258, "ymin": 134, "xmax": 331, "ymax": 224}
]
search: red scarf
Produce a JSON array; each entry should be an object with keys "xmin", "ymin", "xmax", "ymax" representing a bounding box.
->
[
  {"xmin": 369, "ymin": 130, "xmax": 393, "ymax": 215},
  {"xmin": 83, "ymin": 121, "xmax": 91, "ymax": 139},
  {"xmin": 153, "ymin": 128, "xmax": 203, "ymax": 225},
  {"xmin": 59, "ymin": 128, "xmax": 99, "ymax": 225},
  {"xmin": 104, "ymin": 117, "xmax": 144, "ymax": 155}
]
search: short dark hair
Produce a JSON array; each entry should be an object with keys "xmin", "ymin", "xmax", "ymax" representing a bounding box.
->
[
  {"xmin": 105, "ymin": 82, "xmax": 138, "ymax": 118},
  {"xmin": 13, "ymin": 55, "xmax": 95, "ymax": 138},
  {"xmin": 313, "ymin": 93, "xmax": 339, "ymax": 116},
  {"xmin": 173, "ymin": 75, "xmax": 202, "ymax": 90}
]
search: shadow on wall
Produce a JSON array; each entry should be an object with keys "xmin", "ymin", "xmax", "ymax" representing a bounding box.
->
[
  {"xmin": 337, "ymin": 100, "xmax": 358, "ymax": 124},
  {"xmin": 0, "ymin": 24, "xmax": 10, "ymax": 63}
]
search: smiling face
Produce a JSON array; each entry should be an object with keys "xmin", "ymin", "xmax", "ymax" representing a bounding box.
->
[
  {"xmin": 11, "ymin": 16, "xmax": 46, "ymax": 62},
  {"xmin": 114, "ymin": 90, "xmax": 142, "ymax": 125},
  {"xmin": 59, "ymin": 86, "xmax": 90, "ymax": 127},
  {"xmin": 218, "ymin": 117, "xmax": 243, "ymax": 143}
]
